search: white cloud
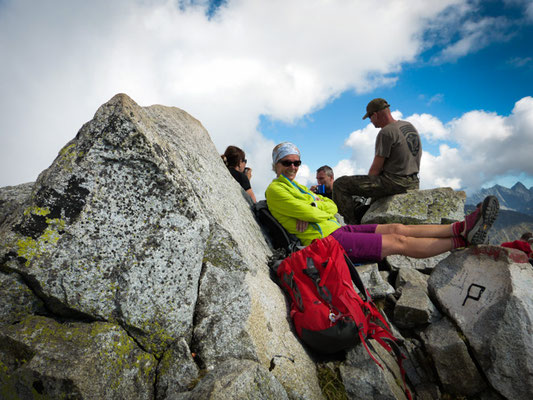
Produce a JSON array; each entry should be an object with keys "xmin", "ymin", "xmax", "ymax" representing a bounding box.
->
[
  {"xmin": 344, "ymin": 124, "xmax": 380, "ymax": 174},
  {"xmin": 0, "ymin": 0, "xmax": 466, "ymax": 193},
  {"xmin": 419, "ymin": 145, "xmax": 463, "ymax": 190},
  {"xmin": 295, "ymin": 164, "xmax": 312, "ymax": 188},
  {"xmin": 333, "ymin": 160, "xmax": 357, "ymax": 180},
  {"xmin": 406, "ymin": 113, "xmax": 449, "ymax": 141},
  {"xmin": 436, "ymin": 17, "xmax": 512, "ymax": 62},
  {"xmin": 426, "ymin": 97, "xmax": 533, "ymax": 192}
]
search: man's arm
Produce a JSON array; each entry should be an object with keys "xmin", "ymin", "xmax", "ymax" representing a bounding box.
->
[{"xmin": 368, "ymin": 155, "xmax": 385, "ymax": 176}]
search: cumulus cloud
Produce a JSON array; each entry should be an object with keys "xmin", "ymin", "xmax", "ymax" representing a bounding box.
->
[
  {"xmin": 341, "ymin": 96, "xmax": 533, "ymax": 194},
  {"xmin": 435, "ymin": 16, "xmax": 513, "ymax": 62},
  {"xmin": 406, "ymin": 113, "xmax": 449, "ymax": 141},
  {"xmin": 333, "ymin": 160, "xmax": 356, "ymax": 180},
  {"xmin": 344, "ymin": 124, "xmax": 380, "ymax": 174},
  {"xmin": 0, "ymin": 0, "xmax": 467, "ymax": 195}
]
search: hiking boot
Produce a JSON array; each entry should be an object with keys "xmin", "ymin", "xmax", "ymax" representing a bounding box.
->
[{"xmin": 463, "ymin": 196, "xmax": 499, "ymax": 245}]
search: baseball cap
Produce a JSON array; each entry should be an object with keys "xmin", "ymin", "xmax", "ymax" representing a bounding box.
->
[{"xmin": 363, "ymin": 98, "xmax": 390, "ymax": 119}]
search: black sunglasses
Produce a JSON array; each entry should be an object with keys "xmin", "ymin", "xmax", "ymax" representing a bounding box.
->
[{"xmin": 280, "ymin": 160, "xmax": 302, "ymax": 167}]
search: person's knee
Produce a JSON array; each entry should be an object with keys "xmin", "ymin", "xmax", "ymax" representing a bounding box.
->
[
  {"xmin": 390, "ymin": 233, "xmax": 408, "ymax": 246},
  {"xmin": 333, "ymin": 177, "xmax": 349, "ymax": 193},
  {"xmin": 378, "ymin": 223, "xmax": 405, "ymax": 235},
  {"xmin": 382, "ymin": 233, "xmax": 409, "ymax": 255}
]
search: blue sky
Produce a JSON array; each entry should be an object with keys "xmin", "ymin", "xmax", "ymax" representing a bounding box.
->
[{"xmin": 1, "ymin": 0, "xmax": 532, "ymax": 200}]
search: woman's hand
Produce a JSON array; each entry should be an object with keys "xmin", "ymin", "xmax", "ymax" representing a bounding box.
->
[{"xmin": 296, "ymin": 220, "xmax": 309, "ymax": 232}]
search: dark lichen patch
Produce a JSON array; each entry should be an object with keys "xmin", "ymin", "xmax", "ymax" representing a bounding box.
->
[
  {"xmin": 62, "ymin": 177, "xmax": 90, "ymax": 221},
  {"xmin": 13, "ymin": 213, "xmax": 49, "ymax": 240},
  {"xmin": 12, "ymin": 176, "xmax": 89, "ymax": 240}
]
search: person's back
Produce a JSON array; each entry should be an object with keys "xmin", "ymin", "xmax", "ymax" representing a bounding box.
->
[{"xmin": 378, "ymin": 120, "xmax": 421, "ymax": 177}]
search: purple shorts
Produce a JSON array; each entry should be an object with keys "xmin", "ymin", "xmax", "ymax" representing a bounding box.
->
[{"xmin": 330, "ymin": 224, "xmax": 382, "ymax": 262}]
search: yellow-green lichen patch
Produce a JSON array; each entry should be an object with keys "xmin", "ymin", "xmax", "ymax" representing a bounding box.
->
[
  {"xmin": 23, "ymin": 206, "xmax": 50, "ymax": 217},
  {"xmin": 15, "ymin": 218, "xmax": 66, "ymax": 267},
  {"xmin": 57, "ymin": 143, "xmax": 84, "ymax": 172},
  {"xmin": 138, "ymin": 319, "xmax": 176, "ymax": 359},
  {"xmin": 5, "ymin": 317, "xmax": 156, "ymax": 398}
]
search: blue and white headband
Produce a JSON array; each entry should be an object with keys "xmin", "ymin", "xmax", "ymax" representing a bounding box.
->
[{"xmin": 272, "ymin": 142, "xmax": 300, "ymax": 164}]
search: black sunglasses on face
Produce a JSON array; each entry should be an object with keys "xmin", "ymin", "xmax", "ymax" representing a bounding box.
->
[{"xmin": 280, "ymin": 160, "xmax": 302, "ymax": 167}]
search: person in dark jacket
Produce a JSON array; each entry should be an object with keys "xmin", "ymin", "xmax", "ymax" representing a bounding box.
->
[{"xmin": 221, "ymin": 145, "xmax": 257, "ymax": 203}]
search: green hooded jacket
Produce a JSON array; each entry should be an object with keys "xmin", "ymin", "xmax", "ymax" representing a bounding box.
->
[{"xmin": 265, "ymin": 174, "xmax": 341, "ymax": 246}]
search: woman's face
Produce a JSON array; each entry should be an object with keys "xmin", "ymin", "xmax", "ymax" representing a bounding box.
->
[
  {"xmin": 275, "ymin": 154, "xmax": 301, "ymax": 181},
  {"xmin": 237, "ymin": 157, "xmax": 246, "ymax": 173}
]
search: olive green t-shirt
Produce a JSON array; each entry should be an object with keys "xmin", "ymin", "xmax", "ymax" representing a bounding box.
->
[{"xmin": 375, "ymin": 120, "xmax": 421, "ymax": 176}]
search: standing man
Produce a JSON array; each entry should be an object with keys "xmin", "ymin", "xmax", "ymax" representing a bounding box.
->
[
  {"xmin": 310, "ymin": 165, "xmax": 334, "ymax": 199},
  {"xmin": 333, "ymin": 98, "xmax": 422, "ymax": 224}
]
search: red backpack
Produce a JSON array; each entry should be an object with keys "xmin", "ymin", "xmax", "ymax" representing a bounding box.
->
[{"xmin": 276, "ymin": 235, "xmax": 411, "ymax": 398}]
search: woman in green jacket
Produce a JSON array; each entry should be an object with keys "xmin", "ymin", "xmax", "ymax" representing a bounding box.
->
[{"xmin": 265, "ymin": 142, "xmax": 499, "ymax": 263}]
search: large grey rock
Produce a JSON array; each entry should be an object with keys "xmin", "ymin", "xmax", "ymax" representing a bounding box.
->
[
  {"xmin": 0, "ymin": 94, "xmax": 323, "ymax": 399},
  {"xmin": 356, "ymin": 263, "xmax": 395, "ymax": 299},
  {"xmin": 429, "ymin": 245, "xmax": 533, "ymax": 400},
  {"xmin": 395, "ymin": 268, "xmax": 429, "ymax": 294},
  {"xmin": 180, "ymin": 359, "xmax": 289, "ymax": 400},
  {"xmin": 386, "ymin": 252, "xmax": 450, "ymax": 272},
  {"xmin": 340, "ymin": 340, "xmax": 410, "ymax": 400},
  {"xmin": 0, "ymin": 182, "xmax": 33, "ymax": 227},
  {"xmin": 393, "ymin": 283, "xmax": 441, "ymax": 328},
  {"xmin": 362, "ymin": 187, "xmax": 465, "ymax": 225},
  {"xmin": 421, "ymin": 317, "xmax": 486, "ymax": 396},
  {"xmin": 0, "ymin": 271, "xmax": 46, "ymax": 326},
  {"xmin": 400, "ymin": 338, "xmax": 439, "ymax": 398},
  {"xmin": 156, "ymin": 338, "xmax": 199, "ymax": 399},
  {"xmin": 0, "ymin": 315, "xmax": 157, "ymax": 399}
]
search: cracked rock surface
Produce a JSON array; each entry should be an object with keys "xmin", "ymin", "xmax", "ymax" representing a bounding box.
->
[{"xmin": 0, "ymin": 94, "xmax": 322, "ymax": 399}]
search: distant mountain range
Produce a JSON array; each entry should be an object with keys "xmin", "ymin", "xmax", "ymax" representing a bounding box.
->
[
  {"xmin": 467, "ymin": 182, "xmax": 533, "ymax": 215},
  {"xmin": 466, "ymin": 182, "xmax": 533, "ymax": 244}
]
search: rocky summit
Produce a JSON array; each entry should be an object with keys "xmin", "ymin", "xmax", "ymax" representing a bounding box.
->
[{"xmin": 1, "ymin": 94, "xmax": 533, "ymax": 400}]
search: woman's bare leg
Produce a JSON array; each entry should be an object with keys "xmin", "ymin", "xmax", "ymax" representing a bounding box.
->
[
  {"xmin": 381, "ymin": 234, "xmax": 454, "ymax": 258},
  {"xmin": 376, "ymin": 223, "xmax": 453, "ymax": 238}
]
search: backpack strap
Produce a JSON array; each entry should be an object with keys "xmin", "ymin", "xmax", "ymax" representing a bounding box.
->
[
  {"xmin": 253, "ymin": 200, "xmax": 301, "ymax": 253},
  {"xmin": 282, "ymin": 271, "xmax": 304, "ymax": 311},
  {"xmin": 343, "ymin": 254, "xmax": 369, "ymax": 302},
  {"xmin": 303, "ymin": 257, "xmax": 332, "ymax": 304}
]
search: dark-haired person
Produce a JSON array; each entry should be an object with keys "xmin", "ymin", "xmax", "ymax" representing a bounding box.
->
[
  {"xmin": 221, "ymin": 145, "xmax": 257, "ymax": 203},
  {"xmin": 310, "ymin": 165, "xmax": 334, "ymax": 200},
  {"xmin": 265, "ymin": 142, "xmax": 499, "ymax": 263},
  {"xmin": 333, "ymin": 98, "xmax": 421, "ymax": 224}
]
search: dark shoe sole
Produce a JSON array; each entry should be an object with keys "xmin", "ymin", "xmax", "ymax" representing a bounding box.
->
[{"xmin": 467, "ymin": 196, "xmax": 499, "ymax": 245}]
